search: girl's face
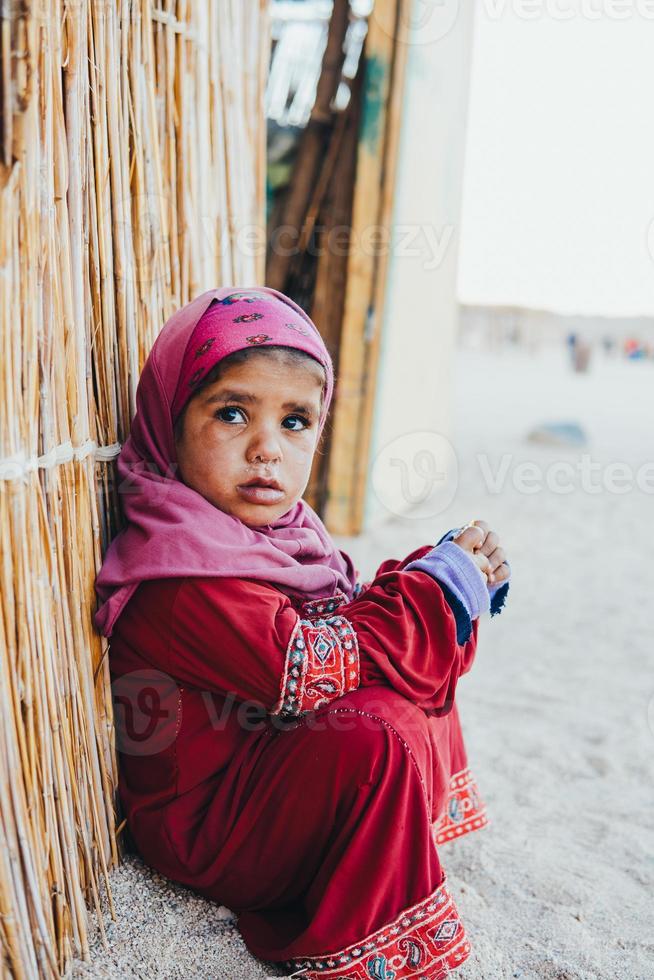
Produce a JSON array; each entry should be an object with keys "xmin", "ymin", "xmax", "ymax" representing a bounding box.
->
[{"xmin": 174, "ymin": 353, "xmax": 324, "ymax": 527}]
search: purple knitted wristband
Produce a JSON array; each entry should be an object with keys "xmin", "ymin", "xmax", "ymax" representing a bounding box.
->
[
  {"xmin": 404, "ymin": 541, "xmax": 490, "ymax": 644},
  {"xmin": 437, "ymin": 526, "xmax": 511, "ymax": 619}
]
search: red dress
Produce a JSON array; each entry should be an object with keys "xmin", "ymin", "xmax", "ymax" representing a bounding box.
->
[{"xmin": 108, "ymin": 544, "xmax": 489, "ymax": 979}]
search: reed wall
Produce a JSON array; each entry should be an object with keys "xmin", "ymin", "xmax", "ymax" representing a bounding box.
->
[{"xmin": 0, "ymin": 2, "xmax": 268, "ymax": 975}]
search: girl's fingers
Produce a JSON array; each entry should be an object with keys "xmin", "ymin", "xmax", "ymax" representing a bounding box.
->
[
  {"xmin": 453, "ymin": 525, "xmax": 486, "ymax": 552},
  {"xmin": 451, "ymin": 523, "xmax": 509, "ymax": 583},
  {"xmin": 472, "ymin": 552, "xmax": 492, "ymax": 581},
  {"xmin": 468, "ymin": 520, "xmax": 489, "ymax": 547},
  {"xmin": 479, "ymin": 531, "xmax": 499, "ymax": 557},
  {"xmin": 489, "ymin": 561, "xmax": 510, "ymax": 584},
  {"xmin": 486, "ymin": 545, "xmax": 506, "ymax": 571}
]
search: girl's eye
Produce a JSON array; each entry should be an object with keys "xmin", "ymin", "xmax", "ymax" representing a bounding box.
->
[
  {"xmin": 215, "ymin": 407, "xmax": 311, "ymax": 430},
  {"xmin": 282, "ymin": 415, "xmax": 311, "ymax": 431},
  {"xmin": 215, "ymin": 406, "xmax": 247, "ymax": 424}
]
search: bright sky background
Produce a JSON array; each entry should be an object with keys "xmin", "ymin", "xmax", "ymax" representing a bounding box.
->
[{"xmin": 457, "ymin": 1, "xmax": 654, "ymax": 317}]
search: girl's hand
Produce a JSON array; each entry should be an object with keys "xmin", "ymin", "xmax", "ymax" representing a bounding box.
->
[{"xmin": 452, "ymin": 520, "xmax": 509, "ymax": 586}]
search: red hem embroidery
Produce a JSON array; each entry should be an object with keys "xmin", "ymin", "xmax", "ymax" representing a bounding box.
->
[
  {"xmin": 284, "ymin": 873, "xmax": 469, "ymax": 979},
  {"xmin": 273, "ymin": 611, "xmax": 360, "ymax": 716},
  {"xmin": 432, "ymin": 767, "xmax": 489, "ymax": 845}
]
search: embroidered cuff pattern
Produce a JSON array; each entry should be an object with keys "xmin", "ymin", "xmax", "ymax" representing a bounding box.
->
[
  {"xmin": 300, "ymin": 591, "xmax": 349, "ymax": 617},
  {"xmin": 432, "ymin": 766, "xmax": 489, "ymax": 845},
  {"xmin": 273, "ymin": 613, "xmax": 360, "ymax": 717},
  {"xmin": 284, "ymin": 873, "xmax": 470, "ymax": 980}
]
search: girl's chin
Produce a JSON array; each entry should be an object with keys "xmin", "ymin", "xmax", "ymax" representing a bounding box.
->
[
  {"xmin": 202, "ymin": 488, "xmax": 303, "ymax": 525},
  {"xmin": 232, "ymin": 499, "xmax": 298, "ymax": 527}
]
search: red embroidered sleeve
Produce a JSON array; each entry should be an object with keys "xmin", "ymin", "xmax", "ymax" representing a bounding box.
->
[
  {"xmin": 164, "ymin": 570, "xmax": 468, "ymax": 719},
  {"xmin": 271, "ymin": 612, "xmax": 361, "ymax": 717}
]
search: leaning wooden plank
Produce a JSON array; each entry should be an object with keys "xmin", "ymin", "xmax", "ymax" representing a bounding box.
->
[
  {"xmin": 323, "ymin": 0, "xmax": 402, "ymax": 534},
  {"xmin": 350, "ymin": 0, "xmax": 410, "ymax": 532},
  {"xmin": 305, "ymin": 45, "xmax": 366, "ymax": 513}
]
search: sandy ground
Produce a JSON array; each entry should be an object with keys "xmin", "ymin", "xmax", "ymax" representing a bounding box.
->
[{"xmin": 68, "ymin": 343, "xmax": 654, "ymax": 979}]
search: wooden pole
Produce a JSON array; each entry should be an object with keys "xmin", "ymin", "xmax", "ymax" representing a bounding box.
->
[
  {"xmin": 323, "ymin": 0, "xmax": 410, "ymax": 534},
  {"xmin": 265, "ymin": 0, "xmax": 350, "ymax": 291}
]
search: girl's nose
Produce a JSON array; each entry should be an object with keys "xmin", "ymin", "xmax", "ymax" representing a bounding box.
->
[{"xmin": 246, "ymin": 426, "xmax": 282, "ymax": 465}]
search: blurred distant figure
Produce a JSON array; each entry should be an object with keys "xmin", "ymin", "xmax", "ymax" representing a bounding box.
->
[
  {"xmin": 624, "ymin": 337, "xmax": 646, "ymax": 359},
  {"xmin": 574, "ymin": 339, "xmax": 592, "ymax": 372},
  {"xmin": 566, "ymin": 332, "xmax": 592, "ymax": 372}
]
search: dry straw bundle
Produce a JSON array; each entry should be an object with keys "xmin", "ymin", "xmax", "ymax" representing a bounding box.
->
[{"xmin": 0, "ymin": 1, "xmax": 268, "ymax": 975}]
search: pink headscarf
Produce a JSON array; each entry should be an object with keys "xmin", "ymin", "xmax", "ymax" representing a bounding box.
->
[{"xmin": 93, "ymin": 286, "xmax": 357, "ymax": 638}]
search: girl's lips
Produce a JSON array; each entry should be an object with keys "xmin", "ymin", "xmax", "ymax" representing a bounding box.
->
[{"xmin": 237, "ymin": 484, "xmax": 285, "ymax": 505}]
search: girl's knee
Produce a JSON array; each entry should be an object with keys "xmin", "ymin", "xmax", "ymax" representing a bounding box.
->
[
  {"xmin": 268, "ymin": 697, "xmax": 435, "ymax": 824},
  {"xmin": 306, "ymin": 692, "xmax": 432, "ymax": 777},
  {"xmin": 325, "ymin": 685, "xmax": 433, "ymax": 753}
]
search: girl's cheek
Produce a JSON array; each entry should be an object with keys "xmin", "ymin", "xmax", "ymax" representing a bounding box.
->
[
  {"xmin": 296, "ymin": 438, "xmax": 317, "ymax": 460},
  {"xmin": 209, "ymin": 428, "xmax": 237, "ymax": 449}
]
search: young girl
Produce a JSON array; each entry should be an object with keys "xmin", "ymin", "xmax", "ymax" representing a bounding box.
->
[{"xmin": 94, "ymin": 286, "xmax": 510, "ymax": 980}]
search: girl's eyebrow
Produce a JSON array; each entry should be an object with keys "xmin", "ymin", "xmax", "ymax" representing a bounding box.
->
[
  {"xmin": 205, "ymin": 390, "xmax": 255, "ymax": 405},
  {"xmin": 205, "ymin": 390, "xmax": 316, "ymax": 416}
]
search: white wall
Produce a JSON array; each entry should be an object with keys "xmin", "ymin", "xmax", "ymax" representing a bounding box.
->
[
  {"xmin": 457, "ymin": 5, "xmax": 654, "ymax": 317},
  {"xmin": 364, "ymin": 0, "xmax": 476, "ymax": 528}
]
